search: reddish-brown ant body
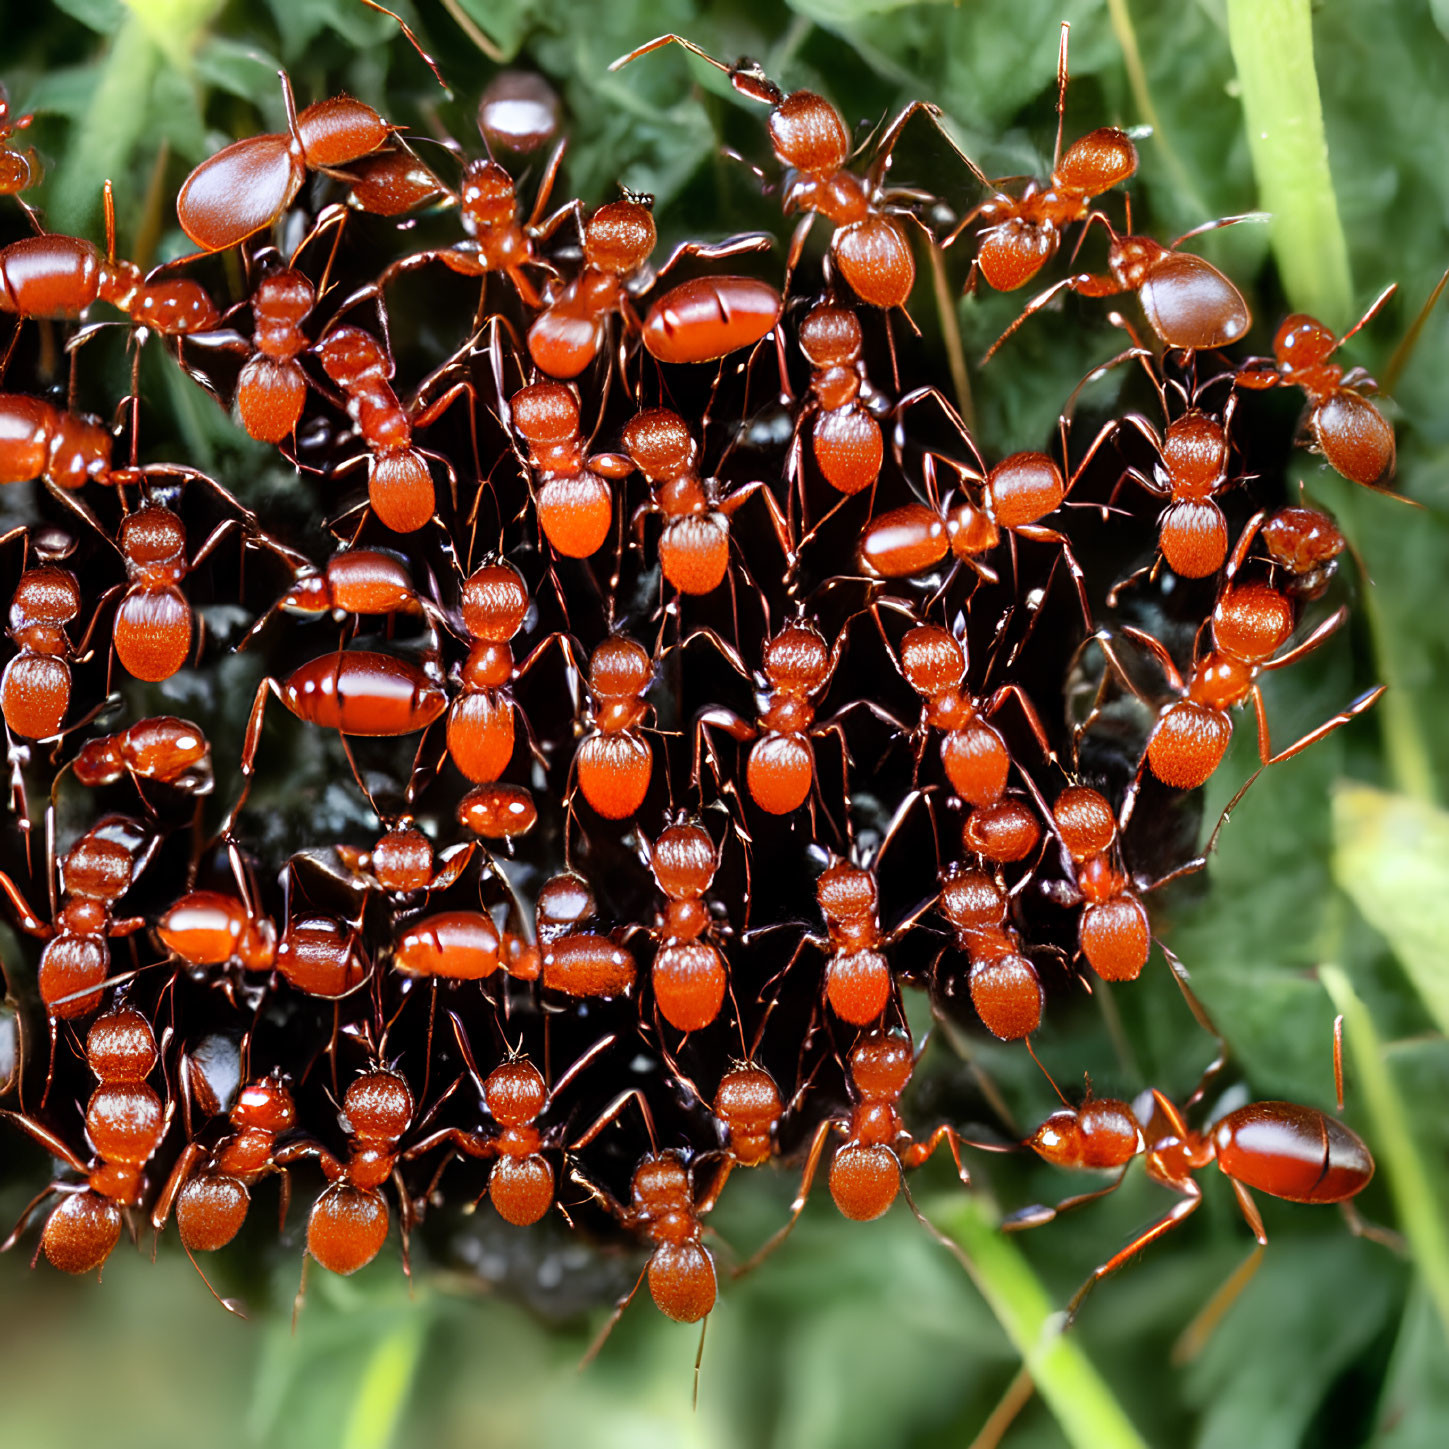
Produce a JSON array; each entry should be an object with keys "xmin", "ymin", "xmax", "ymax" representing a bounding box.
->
[
  {"xmin": 0, "ymin": 394, "xmax": 116, "ymax": 494},
  {"xmin": 1012, "ymin": 1049, "xmax": 1374, "ymax": 1320},
  {"xmin": 1229, "ymin": 505, "xmax": 1346, "ymax": 601},
  {"xmin": 640, "ymin": 274, "xmax": 783, "ymax": 366},
  {"xmin": 177, "ymin": 79, "xmax": 392, "ymax": 252},
  {"xmin": 574, "ymin": 635, "xmax": 654, "ymax": 821},
  {"xmin": 153, "ymin": 1071, "xmax": 300, "ymax": 1257},
  {"xmin": 1, "ymin": 1005, "xmax": 169, "ymax": 1274},
  {"xmin": 740, "ymin": 1027, "xmax": 969, "ymax": 1268},
  {"xmin": 236, "ymin": 269, "xmax": 315, "ymax": 444},
  {"xmin": 527, "ymin": 198, "xmax": 657, "ymax": 378},
  {"xmin": 2, "ymin": 565, "xmax": 82, "ymax": 740},
  {"xmin": 622, "ymin": 408, "xmax": 791, "ymax": 597},
  {"xmin": 314, "ymin": 323, "xmax": 468, "ymax": 534},
  {"xmin": 645, "ymin": 819, "xmax": 730, "ymax": 1032},
  {"xmin": 1100, "ymin": 580, "xmax": 1383, "ymax": 809},
  {"xmin": 158, "ymin": 890, "xmax": 278, "ymax": 975},
  {"xmin": 945, "ymin": 27, "xmax": 1137, "ymax": 294},
  {"xmin": 613, "ymin": 37, "xmax": 937, "ymax": 309},
  {"xmin": 1235, "ymin": 297, "xmax": 1398, "ymax": 489},
  {"xmin": 692, "ymin": 617, "xmax": 849, "ymax": 818},
  {"xmin": 73, "ymin": 716, "xmax": 212, "ymax": 796},
  {"xmin": 0, "ymin": 815, "xmax": 153, "ymax": 1018},
  {"xmin": 792, "ymin": 302, "xmax": 885, "ymax": 496},
  {"xmin": 509, "ymin": 382, "xmax": 632, "ymax": 559},
  {"xmin": 0, "ymin": 87, "xmax": 40, "ymax": 204},
  {"xmin": 334, "ymin": 821, "xmax": 474, "ymax": 901},
  {"xmin": 938, "ymin": 865, "xmax": 1042, "ymax": 1040}
]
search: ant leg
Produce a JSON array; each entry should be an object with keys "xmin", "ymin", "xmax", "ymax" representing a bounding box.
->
[
  {"xmin": 0, "ymin": 1108, "xmax": 88, "ymax": 1173},
  {"xmin": 733, "ymin": 1118, "xmax": 837, "ymax": 1277},
  {"xmin": 899, "ymin": 1124, "xmax": 972, "ymax": 1188},
  {"xmin": 1000, "ymin": 1168, "xmax": 1130, "ymax": 1231},
  {"xmin": 217, "ymin": 677, "xmax": 284, "ymax": 837},
  {"xmin": 1061, "ymin": 1184, "xmax": 1202, "ymax": 1327},
  {"xmin": 569, "ymin": 1087, "xmax": 658, "ymax": 1154},
  {"xmin": 578, "ymin": 1264, "xmax": 649, "ymax": 1370},
  {"xmin": 1258, "ymin": 684, "xmax": 1386, "ymax": 767}
]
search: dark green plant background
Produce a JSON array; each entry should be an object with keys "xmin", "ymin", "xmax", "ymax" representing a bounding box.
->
[{"xmin": 1, "ymin": 2, "xmax": 1447, "ymax": 1446}]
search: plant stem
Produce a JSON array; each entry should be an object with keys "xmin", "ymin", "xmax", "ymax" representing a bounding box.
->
[
  {"xmin": 1319, "ymin": 966, "xmax": 1449, "ymax": 1341},
  {"xmin": 342, "ymin": 1314, "xmax": 428, "ymax": 1449},
  {"xmin": 1226, "ymin": 0, "xmax": 1352, "ymax": 326},
  {"xmin": 936, "ymin": 1196, "xmax": 1150, "ymax": 1449}
]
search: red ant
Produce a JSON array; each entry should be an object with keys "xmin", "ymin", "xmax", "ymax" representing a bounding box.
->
[
  {"xmin": 242, "ymin": 546, "xmax": 445, "ymax": 648},
  {"xmin": 334, "ymin": 820, "xmax": 474, "ymax": 901},
  {"xmin": 458, "ymin": 782, "xmax": 539, "ymax": 843},
  {"xmin": 152, "ymin": 1069, "xmax": 299, "ymax": 1263},
  {"xmin": 1228, "ymin": 505, "xmax": 1346, "ymax": 601},
  {"xmin": 1096, "ymin": 580, "xmax": 1384, "ymax": 819},
  {"xmin": 73, "ymin": 716, "xmax": 211, "ymax": 793},
  {"xmin": 405, "ymin": 1015, "xmax": 614, "ymax": 1226},
  {"xmin": 1, "ymin": 181, "xmax": 221, "ymax": 352},
  {"xmin": 297, "ymin": 1066, "xmax": 416, "ymax": 1280},
  {"xmin": 508, "ymin": 871, "xmax": 636, "ymax": 996},
  {"xmin": 1043, "ymin": 785, "xmax": 1151, "ymax": 983},
  {"xmin": 613, "ymin": 37, "xmax": 948, "ymax": 310},
  {"xmin": 1007, "ymin": 1030, "xmax": 1375, "ymax": 1323},
  {"xmin": 225, "ymin": 647, "xmax": 448, "ymax": 831},
  {"xmin": 573, "ymin": 635, "xmax": 655, "ymax": 821},
  {"xmin": 0, "ymin": 814, "xmax": 153, "ymax": 1020},
  {"xmin": 0, "ymin": 85, "xmax": 40, "ymax": 209},
  {"xmin": 158, "ymin": 890, "xmax": 277, "ymax": 976},
  {"xmin": 859, "ymin": 429, "xmax": 1093, "ymax": 629},
  {"xmin": 1234, "ymin": 293, "xmax": 1399, "ymax": 490},
  {"xmin": 176, "ymin": 76, "xmax": 393, "ymax": 252},
  {"xmin": 275, "ymin": 912, "xmax": 370, "ymax": 998},
  {"xmin": 738, "ymin": 1027, "xmax": 971, "ymax": 1270},
  {"xmin": 379, "ymin": 145, "xmax": 570, "ymax": 310},
  {"xmin": 446, "ymin": 560, "xmax": 572, "ymax": 806},
  {"xmin": 989, "ymin": 214, "xmax": 1257, "ymax": 361},
  {"xmin": 0, "ymin": 1003, "xmax": 169, "ymax": 1274},
  {"xmin": 0, "ymin": 393, "xmax": 117, "ymax": 493},
  {"xmin": 944, "ymin": 25, "xmax": 1137, "ymax": 294},
  {"xmin": 508, "ymin": 382, "xmax": 632, "ymax": 560},
  {"xmin": 2, "ymin": 565, "xmax": 82, "ymax": 741},
  {"xmin": 526, "ymin": 196, "xmax": 657, "ymax": 379},
  {"xmin": 394, "ymin": 909, "xmax": 504, "ymax": 983},
  {"xmin": 938, "ymin": 865, "xmax": 1043, "ymax": 1041},
  {"xmin": 791, "ymin": 302, "xmax": 885, "ymax": 497},
  {"xmin": 621, "ymin": 407, "xmax": 791, "ymax": 598},
  {"xmin": 235, "ymin": 269, "xmax": 315, "ymax": 444},
  {"xmin": 568, "ymin": 1089, "xmax": 726, "ymax": 1343},
  {"xmin": 313, "ymin": 322, "xmax": 471, "ymax": 534},
  {"xmin": 644, "ymin": 817, "xmax": 730, "ymax": 1033},
  {"xmin": 690, "ymin": 616, "xmax": 851, "ymax": 818}
]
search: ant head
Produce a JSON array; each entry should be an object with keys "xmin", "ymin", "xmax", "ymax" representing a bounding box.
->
[
  {"xmin": 71, "ymin": 735, "xmax": 125, "ymax": 787},
  {"xmin": 1027, "ymin": 1106, "xmax": 1087, "ymax": 1164},
  {"xmin": 315, "ymin": 324, "xmax": 391, "ymax": 388},
  {"xmin": 985, "ymin": 452, "xmax": 1065, "ymax": 529},
  {"xmin": 280, "ymin": 571, "xmax": 330, "ymax": 615},
  {"xmin": 371, "ymin": 824, "xmax": 434, "ymax": 892},
  {"xmin": 484, "ymin": 1057, "xmax": 547, "ymax": 1125},
  {"xmin": 938, "ymin": 864, "xmax": 1006, "ymax": 931},
  {"xmin": 45, "ymin": 412, "xmax": 114, "ymax": 491},
  {"xmin": 762, "ymin": 619, "xmax": 830, "ymax": 692},
  {"xmin": 1052, "ymin": 786, "xmax": 1117, "ymax": 861},
  {"xmin": 234, "ymin": 1076, "xmax": 298, "ymax": 1133},
  {"xmin": 1260, "ymin": 506, "xmax": 1345, "ymax": 574},
  {"xmin": 1052, "ymin": 126, "xmax": 1137, "ymax": 197},
  {"xmin": 1107, "ymin": 232, "xmax": 1166, "ymax": 290},
  {"xmin": 1274, "ymin": 313, "xmax": 1338, "ymax": 370},
  {"xmin": 511, "ymin": 381, "xmax": 579, "ymax": 445},
  {"xmin": 459, "ymin": 157, "xmax": 518, "ymax": 231},
  {"xmin": 714, "ymin": 1065, "xmax": 782, "ymax": 1131},
  {"xmin": 588, "ymin": 634, "xmax": 653, "ymax": 699},
  {"xmin": 898, "ymin": 623, "xmax": 965, "ymax": 698},
  {"xmin": 341, "ymin": 1068, "xmax": 414, "ymax": 1145},
  {"xmin": 119, "ymin": 505, "xmax": 186, "ymax": 570},
  {"xmin": 86, "ymin": 1005, "xmax": 157, "ymax": 1082},
  {"xmin": 461, "ymin": 559, "xmax": 529, "ymax": 643},
  {"xmin": 849, "ymin": 1028, "xmax": 913, "ymax": 1099},
  {"xmin": 631, "ymin": 1148, "xmax": 691, "ymax": 1207},
  {"xmin": 535, "ymin": 871, "xmax": 596, "ymax": 934},
  {"xmin": 10, "ymin": 565, "xmax": 81, "ymax": 629},
  {"xmin": 253, "ymin": 268, "xmax": 316, "ymax": 324},
  {"xmin": 650, "ymin": 821, "xmax": 718, "ymax": 900},
  {"xmin": 797, "ymin": 304, "xmax": 862, "ymax": 368},
  {"xmin": 621, "ymin": 408, "xmax": 696, "ymax": 481},
  {"xmin": 816, "ymin": 858, "xmax": 877, "ymax": 923},
  {"xmin": 768, "ymin": 90, "xmax": 850, "ymax": 176},
  {"xmin": 1161, "ymin": 411, "xmax": 1227, "ymax": 489},
  {"xmin": 583, "ymin": 198, "xmax": 656, "ymax": 274},
  {"xmin": 1211, "ymin": 581, "xmax": 1294, "ymax": 663}
]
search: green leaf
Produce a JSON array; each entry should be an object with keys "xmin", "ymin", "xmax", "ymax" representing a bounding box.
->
[{"xmin": 1332, "ymin": 783, "xmax": 1449, "ymax": 1037}]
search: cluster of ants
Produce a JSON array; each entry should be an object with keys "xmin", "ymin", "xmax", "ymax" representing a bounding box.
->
[{"xmin": 0, "ymin": 20, "xmax": 1401, "ymax": 1355}]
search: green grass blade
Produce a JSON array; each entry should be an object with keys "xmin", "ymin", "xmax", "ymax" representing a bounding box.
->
[
  {"xmin": 935, "ymin": 1196, "xmax": 1149, "ymax": 1449},
  {"xmin": 1320, "ymin": 965, "xmax": 1449, "ymax": 1340},
  {"xmin": 1226, "ymin": 0, "xmax": 1352, "ymax": 325}
]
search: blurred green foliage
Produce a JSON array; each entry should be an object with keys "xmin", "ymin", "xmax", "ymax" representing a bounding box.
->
[{"xmin": 1, "ymin": 1, "xmax": 1447, "ymax": 1446}]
